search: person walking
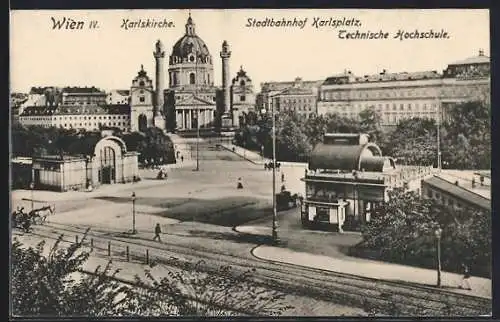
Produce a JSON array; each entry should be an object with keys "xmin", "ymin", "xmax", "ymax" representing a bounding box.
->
[
  {"xmin": 459, "ymin": 262, "xmax": 472, "ymax": 290},
  {"xmin": 281, "ymin": 172, "xmax": 285, "ymax": 183},
  {"xmin": 153, "ymin": 223, "xmax": 162, "ymax": 242},
  {"xmin": 181, "ymin": 155, "xmax": 184, "ymax": 163}
]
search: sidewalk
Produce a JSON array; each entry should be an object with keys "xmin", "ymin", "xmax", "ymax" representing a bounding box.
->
[
  {"xmin": 252, "ymin": 245, "xmax": 491, "ymax": 299},
  {"xmin": 218, "ymin": 144, "xmax": 269, "ymax": 164}
]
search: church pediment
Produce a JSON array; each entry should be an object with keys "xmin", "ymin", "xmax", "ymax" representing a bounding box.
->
[{"xmin": 176, "ymin": 95, "xmax": 215, "ymax": 106}]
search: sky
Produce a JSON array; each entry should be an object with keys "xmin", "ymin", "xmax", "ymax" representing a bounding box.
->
[{"xmin": 10, "ymin": 9, "xmax": 490, "ymax": 93}]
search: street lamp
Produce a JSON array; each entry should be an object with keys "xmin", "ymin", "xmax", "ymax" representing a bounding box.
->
[
  {"xmin": 261, "ymin": 106, "xmax": 278, "ymax": 243},
  {"xmin": 435, "ymin": 227, "xmax": 443, "ymax": 287},
  {"xmin": 29, "ymin": 181, "xmax": 35, "ymax": 212},
  {"xmin": 131, "ymin": 192, "xmax": 137, "ymax": 234}
]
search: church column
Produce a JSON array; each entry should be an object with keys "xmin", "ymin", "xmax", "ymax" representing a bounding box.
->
[
  {"xmin": 220, "ymin": 40, "xmax": 232, "ymax": 127},
  {"xmin": 187, "ymin": 110, "xmax": 192, "ymax": 129},
  {"xmin": 153, "ymin": 40, "xmax": 165, "ymax": 117}
]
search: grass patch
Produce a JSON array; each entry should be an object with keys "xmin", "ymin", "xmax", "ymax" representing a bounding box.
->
[
  {"xmin": 94, "ymin": 195, "xmax": 273, "ymax": 227},
  {"xmin": 158, "ymin": 197, "xmax": 272, "ymax": 226}
]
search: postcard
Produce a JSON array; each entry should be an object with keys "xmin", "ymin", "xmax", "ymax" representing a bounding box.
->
[{"xmin": 10, "ymin": 9, "xmax": 491, "ymax": 317}]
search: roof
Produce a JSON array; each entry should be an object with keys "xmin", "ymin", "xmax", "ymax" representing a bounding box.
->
[
  {"xmin": 29, "ymin": 87, "xmax": 58, "ymax": 95},
  {"xmin": 423, "ymin": 175, "xmax": 491, "ymax": 211},
  {"xmin": 261, "ymin": 80, "xmax": 323, "ymax": 92},
  {"xmin": 323, "ymin": 70, "xmax": 442, "ymax": 85},
  {"xmin": 33, "ymin": 155, "xmax": 86, "ymax": 162},
  {"xmin": 232, "ymin": 66, "xmax": 252, "ymax": 84},
  {"xmin": 62, "ymin": 86, "xmax": 105, "ymax": 94},
  {"xmin": 171, "ymin": 16, "xmax": 211, "ymax": 60},
  {"xmin": 115, "ymin": 90, "xmax": 130, "ymax": 96},
  {"xmin": 277, "ymin": 86, "xmax": 315, "ymax": 96},
  {"xmin": 103, "ymin": 104, "xmax": 131, "ymax": 114},
  {"xmin": 449, "ymin": 54, "xmax": 490, "ymax": 66},
  {"xmin": 309, "ymin": 142, "xmax": 382, "ymax": 171},
  {"xmin": 176, "ymin": 95, "xmax": 214, "ymax": 106}
]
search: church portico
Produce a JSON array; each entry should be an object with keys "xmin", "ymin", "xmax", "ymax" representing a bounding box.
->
[{"xmin": 175, "ymin": 96, "xmax": 215, "ymax": 130}]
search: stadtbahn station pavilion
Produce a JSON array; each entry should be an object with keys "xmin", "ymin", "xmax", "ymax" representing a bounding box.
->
[{"xmin": 301, "ymin": 133, "xmax": 433, "ymax": 232}]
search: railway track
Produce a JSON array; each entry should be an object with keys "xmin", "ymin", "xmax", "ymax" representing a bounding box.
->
[{"xmin": 20, "ymin": 222, "xmax": 491, "ymax": 316}]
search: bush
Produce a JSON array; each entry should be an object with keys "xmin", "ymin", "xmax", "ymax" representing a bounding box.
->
[{"xmin": 11, "ymin": 232, "xmax": 293, "ymax": 317}]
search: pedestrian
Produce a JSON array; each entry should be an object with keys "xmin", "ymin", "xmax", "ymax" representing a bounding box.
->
[
  {"xmin": 181, "ymin": 155, "xmax": 184, "ymax": 163},
  {"xmin": 281, "ymin": 172, "xmax": 285, "ymax": 182},
  {"xmin": 459, "ymin": 263, "xmax": 472, "ymax": 290},
  {"xmin": 237, "ymin": 177, "xmax": 243, "ymax": 189},
  {"xmin": 153, "ymin": 223, "xmax": 162, "ymax": 242}
]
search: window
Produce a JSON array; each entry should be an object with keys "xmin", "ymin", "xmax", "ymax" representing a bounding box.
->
[
  {"xmin": 400, "ymin": 104, "xmax": 404, "ymax": 110},
  {"xmin": 139, "ymin": 81, "xmax": 145, "ymax": 87},
  {"xmin": 189, "ymin": 73, "xmax": 196, "ymax": 84},
  {"xmin": 240, "ymin": 80, "xmax": 246, "ymax": 86},
  {"xmin": 139, "ymin": 96, "xmax": 145, "ymax": 103},
  {"xmin": 240, "ymin": 95, "xmax": 246, "ymax": 102}
]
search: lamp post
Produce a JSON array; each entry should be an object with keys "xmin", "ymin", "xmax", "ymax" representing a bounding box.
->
[
  {"xmin": 194, "ymin": 51, "xmax": 200, "ymax": 172},
  {"xmin": 435, "ymin": 227, "xmax": 443, "ymax": 287},
  {"xmin": 261, "ymin": 105, "xmax": 278, "ymax": 243},
  {"xmin": 436, "ymin": 96, "xmax": 442, "ymax": 171},
  {"xmin": 29, "ymin": 181, "xmax": 35, "ymax": 212},
  {"xmin": 131, "ymin": 192, "xmax": 137, "ymax": 234}
]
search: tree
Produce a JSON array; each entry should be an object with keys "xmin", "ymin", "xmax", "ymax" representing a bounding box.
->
[
  {"xmin": 386, "ymin": 118, "xmax": 437, "ymax": 166},
  {"xmin": 303, "ymin": 114, "xmax": 328, "ymax": 147},
  {"xmin": 11, "ymin": 235, "xmax": 293, "ymax": 317},
  {"xmin": 442, "ymin": 100, "xmax": 491, "ymax": 169},
  {"xmin": 275, "ymin": 113, "xmax": 311, "ymax": 162},
  {"xmin": 358, "ymin": 107, "xmax": 386, "ymax": 148},
  {"xmin": 360, "ymin": 188, "xmax": 491, "ymax": 277},
  {"xmin": 120, "ymin": 128, "xmax": 176, "ymax": 165}
]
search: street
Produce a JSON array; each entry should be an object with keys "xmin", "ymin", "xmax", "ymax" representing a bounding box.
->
[{"xmin": 11, "ymin": 159, "xmax": 491, "ymax": 316}]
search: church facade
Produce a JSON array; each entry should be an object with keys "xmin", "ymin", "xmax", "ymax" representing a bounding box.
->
[{"xmin": 129, "ymin": 14, "xmax": 254, "ymax": 133}]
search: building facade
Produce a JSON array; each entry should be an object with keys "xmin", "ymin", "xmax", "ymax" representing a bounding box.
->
[
  {"xmin": 31, "ymin": 135, "xmax": 139, "ymax": 192},
  {"xmin": 257, "ymin": 78, "xmax": 322, "ymax": 114},
  {"xmin": 301, "ymin": 133, "xmax": 433, "ymax": 232},
  {"xmin": 231, "ymin": 66, "xmax": 256, "ymax": 127},
  {"xmin": 129, "ymin": 65, "xmax": 155, "ymax": 132},
  {"xmin": 421, "ymin": 172, "xmax": 491, "ymax": 213},
  {"xmin": 107, "ymin": 90, "xmax": 130, "ymax": 105},
  {"xmin": 61, "ymin": 87, "xmax": 107, "ymax": 106},
  {"xmin": 164, "ymin": 15, "xmax": 218, "ymax": 131},
  {"xmin": 317, "ymin": 50, "xmax": 490, "ymax": 127},
  {"xmin": 271, "ymin": 77, "xmax": 318, "ymax": 119},
  {"xmin": 19, "ymin": 104, "xmax": 131, "ymax": 132}
]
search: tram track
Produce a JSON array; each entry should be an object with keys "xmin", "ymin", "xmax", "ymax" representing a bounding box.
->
[{"xmin": 21, "ymin": 222, "xmax": 491, "ymax": 316}]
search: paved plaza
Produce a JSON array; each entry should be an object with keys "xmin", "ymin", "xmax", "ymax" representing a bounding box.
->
[{"xmin": 11, "ymin": 152, "xmax": 492, "ymax": 302}]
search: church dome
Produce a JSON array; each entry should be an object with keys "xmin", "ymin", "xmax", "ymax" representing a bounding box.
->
[{"xmin": 171, "ymin": 14, "xmax": 211, "ymax": 61}]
